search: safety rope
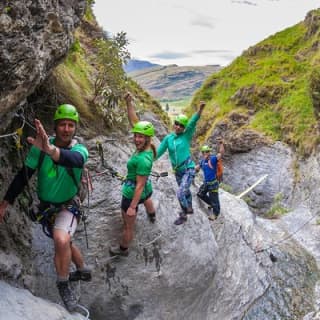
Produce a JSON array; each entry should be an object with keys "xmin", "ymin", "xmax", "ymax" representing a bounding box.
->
[
  {"xmin": 138, "ymin": 231, "xmax": 162, "ymax": 247},
  {"xmin": 255, "ymin": 211, "xmax": 319, "ymax": 253},
  {"xmin": 96, "ymin": 140, "xmax": 105, "ymax": 167},
  {"xmin": 76, "ymin": 304, "xmax": 91, "ymax": 320},
  {"xmin": 94, "ymin": 166, "xmax": 168, "ymax": 183},
  {"xmin": 82, "ymin": 168, "xmax": 93, "ymax": 249}
]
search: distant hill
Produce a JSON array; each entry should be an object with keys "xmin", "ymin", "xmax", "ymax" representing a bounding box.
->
[
  {"xmin": 128, "ymin": 64, "xmax": 221, "ymax": 101},
  {"xmin": 124, "ymin": 59, "xmax": 160, "ymax": 73}
]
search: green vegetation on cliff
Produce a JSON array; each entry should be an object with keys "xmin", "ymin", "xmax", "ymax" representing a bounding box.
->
[{"xmin": 191, "ymin": 9, "xmax": 320, "ymax": 155}]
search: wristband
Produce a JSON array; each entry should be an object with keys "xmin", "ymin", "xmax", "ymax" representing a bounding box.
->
[{"xmin": 48, "ymin": 146, "xmax": 57, "ymax": 156}]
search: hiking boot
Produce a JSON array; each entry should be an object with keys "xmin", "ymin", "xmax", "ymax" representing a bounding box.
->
[
  {"xmin": 69, "ymin": 268, "xmax": 92, "ymax": 282},
  {"xmin": 109, "ymin": 245, "xmax": 129, "ymax": 257},
  {"xmin": 174, "ymin": 215, "xmax": 187, "ymax": 225},
  {"xmin": 147, "ymin": 213, "xmax": 156, "ymax": 223},
  {"xmin": 56, "ymin": 280, "xmax": 77, "ymax": 312}
]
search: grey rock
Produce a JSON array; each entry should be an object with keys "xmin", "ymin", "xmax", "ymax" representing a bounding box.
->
[{"xmin": 0, "ymin": 0, "xmax": 86, "ymax": 131}]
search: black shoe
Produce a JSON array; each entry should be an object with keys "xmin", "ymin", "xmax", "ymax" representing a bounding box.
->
[
  {"xmin": 109, "ymin": 246, "xmax": 129, "ymax": 257},
  {"xmin": 174, "ymin": 215, "xmax": 187, "ymax": 225},
  {"xmin": 69, "ymin": 268, "xmax": 92, "ymax": 282},
  {"xmin": 56, "ymin": 280, "xmax": 77, "ymax": 312},
  {"xmin": 147, "ymin": 213, "xmax": 156, "ymax": 223}
]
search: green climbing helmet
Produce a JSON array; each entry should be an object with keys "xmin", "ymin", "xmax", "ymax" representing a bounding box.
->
[
  {"xmin": 175, "ymin": 114, "xmax": 188, "ymax": 127},
  {"xmin": 131, "ymin": 121, "xmax": 155, "ymax": 137},
  {"xmin": 54, "ymin": 104, "xmax": 79, "ymax": 123},
  {"xmin": 200, "ymin": 145, "xmax": 211, "ymax": 152}
]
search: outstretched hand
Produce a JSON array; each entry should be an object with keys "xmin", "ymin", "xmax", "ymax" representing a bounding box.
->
[
  {"xmin": 124, "ymin": 92, "xmax": 139, "ymax": 125},
  {"xmin": 124, "ymin": 92, "xmax": 134, "ymax": 104},
  {"xmin": 27, "ymin": 119, "xmax": 51, "ymax": 153}
]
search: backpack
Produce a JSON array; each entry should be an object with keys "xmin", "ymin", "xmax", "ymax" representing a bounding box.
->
[
  {"xmin": 38, "ymin": 141, "xmax": 92, "ymax": 204},
  {"xmin": 208, "ymin": 157, "xmax": 223, "ymax": 183},
  {"xmin": 216, "ymin": 158, "xmax": 223, "ymax": 183}
]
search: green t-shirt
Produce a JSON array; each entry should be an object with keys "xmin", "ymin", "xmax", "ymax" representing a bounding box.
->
[
  {"xmin": 122, "ymin": 149, "xmax": 154, "ymax": 200},
  {"xmin": 156, "ymin": 113, "xmax": 200, "ymax": 170},
  {"xmin": 25, "ymin": 139, "xmax": 89, "ymax": 204}
]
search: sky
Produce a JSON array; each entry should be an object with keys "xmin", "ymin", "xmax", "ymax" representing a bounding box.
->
[{"xmin": 93, "ymin": 0, "xmax": 320, "ymax": 67}]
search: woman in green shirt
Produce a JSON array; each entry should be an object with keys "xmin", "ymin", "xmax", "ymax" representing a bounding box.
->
[{"xmin": 109, "ymin": 93, "xmax": 156, "ymax": 257}]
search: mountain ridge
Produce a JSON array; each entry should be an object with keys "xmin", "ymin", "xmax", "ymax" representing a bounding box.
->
[{"xmin": 128, "ymin": 63, "xmax": 221, "ymax": 101}]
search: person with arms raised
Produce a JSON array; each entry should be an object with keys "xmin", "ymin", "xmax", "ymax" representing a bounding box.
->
[
  {"xmin": 156, "ymin": 101, "xmax": 206, "ymax": 225},
  {"xmin": 109, "ymin": 92, "xmax": 157, "ymax": 257}
]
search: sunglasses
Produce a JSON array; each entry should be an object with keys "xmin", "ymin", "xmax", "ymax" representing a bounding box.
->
[{"xmin": 174, "ymin": 121, "xmax": 185, "ymax": 128}]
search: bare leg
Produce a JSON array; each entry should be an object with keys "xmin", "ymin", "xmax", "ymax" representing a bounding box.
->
[
  {"xmin": 53, "ymin": 229, "xmax": 72, "ymax": 279},
  {"xmin": 120, "ymin": 209, "xmax": 137, "ymax": 248},
  {"xmin": 71, "ymin": 243, "xmax": 85, "ymax": 269},
  {"xmin": 144, "ymin": 197, "xmax": 155, "ymax": 214}
]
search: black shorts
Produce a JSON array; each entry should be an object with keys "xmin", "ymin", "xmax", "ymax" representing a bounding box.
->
[{"xmin": 121, "ymin": 192, "xmax": 153, "ymax": 212}]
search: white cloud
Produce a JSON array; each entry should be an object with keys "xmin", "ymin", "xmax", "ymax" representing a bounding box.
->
[{"xmin": 93, "ymin": 0, "xmax": 320, "ymax": 66}]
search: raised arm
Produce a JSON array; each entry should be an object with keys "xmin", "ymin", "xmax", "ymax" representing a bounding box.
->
[
  {"xmin": 196, "ymin": 100, "xmax": 206, "ymax": 117},
  {"xmin": 216, "ymin": 137, "xmax": 225, "ymax": 160},
  {"xmin": 124, "ymin": 92, "xmax": 139, "ymax": 126}
]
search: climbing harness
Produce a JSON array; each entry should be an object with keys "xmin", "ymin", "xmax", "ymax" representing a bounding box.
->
[
  {"xmin": 35, "ymin": 205, "xmax": 60, "ymax": 238},
  {"xmin": 173, "ymin": 155, "xmax": 192, "ymax": 173}
]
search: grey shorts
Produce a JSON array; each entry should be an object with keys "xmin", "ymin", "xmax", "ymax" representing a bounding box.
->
[{"xmin": 54, "ymin": 209, "xmax": 78, "ymax": 236}]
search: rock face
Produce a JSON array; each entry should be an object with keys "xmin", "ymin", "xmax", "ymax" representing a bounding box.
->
[
  {"xmin": 19, "ymin": 136, "xmax": 319, "ymax": 320},
  {"xmin": 224, "ymin": 141, "xmax": 295, "ymax": 214},
  {"xmin": 0, "ymin": 280, "xmax": 87, "ymax": 320},
  {"xmin": 0, "ymin": 0, "xmax": 86, "ymax": 130}
]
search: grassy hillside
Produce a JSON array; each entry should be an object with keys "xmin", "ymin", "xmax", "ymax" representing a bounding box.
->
[{"xmin": 190, "ymin": 9, "xmax": 320, "ymax": 156}]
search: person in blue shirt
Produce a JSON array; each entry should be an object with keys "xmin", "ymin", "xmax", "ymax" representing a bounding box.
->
[
  {"xmin": 157, "ymin": 101, "xmax": 206, "ymax": 225},
  {"xmin": 195, "ymin": 141, "xmax": 224, "ymax": 221}
]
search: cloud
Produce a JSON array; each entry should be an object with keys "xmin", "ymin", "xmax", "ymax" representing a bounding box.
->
[
  {"xmin": 192, "ymin": 49, "xmax": 233, "ymax": 55},
  {"xmin": 190, "ymin": 16, "xmax": 215, "ymax": 29},
  {"xmin": 231, "ymin": 0, "xmax": 257, "ymax": 6},
  {"xmin": 150, "ymin": 51, "xmax": 191, "ymax": 60}
]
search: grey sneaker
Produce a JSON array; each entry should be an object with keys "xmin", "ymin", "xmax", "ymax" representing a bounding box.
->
[
  {"xmin": 174, "ymin": 215, "xmax": 187, "ymax": 225},
  {"xmin": 56, "ymin": 280, "xmax": 77, "ymax": 312},
  {"xmin": 208, "ymin": 214, "xmax": 218, "ymax": 221},
  {"xmin": 109, "ymin": 245, "xmax": 129, "ymax": 257},
  {"xmin": 69, "ymin": 268, "xmax": 92, "ymax": 282}
]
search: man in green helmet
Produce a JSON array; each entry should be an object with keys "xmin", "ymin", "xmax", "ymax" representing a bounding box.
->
[
  {"xmin": 0, "ymin": 104, "xmax": 91, "ymax": 312},
  {"xmin": 156, "ymin": 101, "xmax": 206, "ymax": 225}
]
